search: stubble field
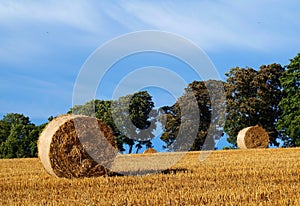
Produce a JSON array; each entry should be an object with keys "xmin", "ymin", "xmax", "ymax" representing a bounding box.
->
[{"xmin": 1, "ymin": 148, "xmax": 300, "ymax": 205}]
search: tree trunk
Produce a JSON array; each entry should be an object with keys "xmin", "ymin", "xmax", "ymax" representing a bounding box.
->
[{"xmin": 128, "ymin": 144, "xmax": 133, "ymax": 154}]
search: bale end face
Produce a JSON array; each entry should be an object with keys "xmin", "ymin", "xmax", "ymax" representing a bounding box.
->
[
  {"xmin": 237, "ymin": 125, "xmax": 269, "ymax": 149},
  {"xmin": 38, "ymin": 114, "xmax": 118, "ymax": 178}
]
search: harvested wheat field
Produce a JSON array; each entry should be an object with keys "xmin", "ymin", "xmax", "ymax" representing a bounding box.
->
[{"xmin": 1, "ymin": 148, "xmax": 300, "ymax": 205}]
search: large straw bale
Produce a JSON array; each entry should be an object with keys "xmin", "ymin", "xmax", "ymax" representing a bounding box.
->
[
  {"xmin": 237, "ymin": 125, "xmax": 269, "ymax": 149},
  {"xmin": 38, "ymin": 114, "xmax": 118, "ymax": 178},
  {"xmin": 143, "ymin": 148, "xmax": 158, "ymax": 154}
]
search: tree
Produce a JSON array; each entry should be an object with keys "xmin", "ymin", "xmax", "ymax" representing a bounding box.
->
[
  {"xmin": 112, "ymin": 91, "xmax": 157, "ymax": 153},
  {"xmin": 160, "ymin": 80, "xmax": 226, "ymax": 151},
  {"xmin": 69, "ymin": 91, "xmax": 157, "ymax": 153},
  {"xmin": 0, "ymin": 113, "xmax": 42, "ymax": 158},
  {"xmin": 224, "ymin": 64, "xmax": 284, "ymax": 146},
  {"xmin": 0, "ymin": 120, "xmax": 10, "ymax": 143},
  {"xmin": 277, "ymin": 53, "xmax": 300, "ymax": 146},
  {"xmin": 2, "ymin": 113, "xmax": 31, "ymax": 125}
]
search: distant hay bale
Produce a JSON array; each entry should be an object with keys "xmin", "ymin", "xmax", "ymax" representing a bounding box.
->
[
  {"xmin": 237, "ymin": 125, "xmax": 269, "ymax": 149},
  {"xmin": 143, "ymin": 148, "xmax": 157, "ymax": 154},
  {"xmin": 38, "ymin": 114, "xmax": 118, "ymax": 178}
]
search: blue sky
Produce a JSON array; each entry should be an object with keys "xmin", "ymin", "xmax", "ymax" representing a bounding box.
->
[{"xmin": 0, "ymin": 1, "xmax": 299, "ymax": 149}]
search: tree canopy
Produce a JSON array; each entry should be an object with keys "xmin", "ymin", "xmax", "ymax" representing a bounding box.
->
[
  {"xmin": 2, "ymin": 53, "xmax": 300, "ymax": 159},
  {"xmin": 224, "ymin": 64, "xmax": 284, "ymax": 146},
  {"xmin": 160, "ymin": 80, "xmax": 226, "ymax": 151},
  {"xmin": 277, "ymin": 53, "xmax": 300, "ymax": 146},
  {"xmin": 69, "ymin": 91, "xmax": 157, "ymax": 153},
  {"xmin": 0, "ymin": 113, "xmax": 45, "ymax": 158}
]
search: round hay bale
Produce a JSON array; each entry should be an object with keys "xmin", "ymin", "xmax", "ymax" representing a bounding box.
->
[
  {"xmin": 38, "ymin": 114, "xmax": 118, "ymax": 178},
  {"xmin": 143, "ymin": 148, "xmax": 157, "ymax": 154},
  {"xmin": 237, "ymin": 125, "xmax": 269, "ymax": 149}
]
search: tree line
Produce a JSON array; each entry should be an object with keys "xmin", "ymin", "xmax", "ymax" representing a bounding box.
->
[
  {"xmin": 0, "ymin": 113, "xmax": 49, "ymax": 158},
  {"xmin": 1, "ymin": 53, "xmax": 299, "ymax": 158}
]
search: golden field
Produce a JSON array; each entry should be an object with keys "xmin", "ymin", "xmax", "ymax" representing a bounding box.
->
[{"xmin": 1, "ymin": 148, "xmax": 300, "ymax": 205}]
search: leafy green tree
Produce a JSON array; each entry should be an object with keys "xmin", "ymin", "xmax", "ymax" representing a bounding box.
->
[
  {"xmin": 224, "ymin": 64, "xmax": 284, "ymax": 146},
  {"xmin": 2, "ymin": 113, "xmax": 31, "ymax": 125},
  {"xmin": 0, "ymin": 113, "xmax": 42, "ymax": 158},
  {"xmin": 160, "ymin": 80, "xmax": 226, "ymax": 151},
  {"xmin": 1, "ymin": 131, "xmax": 19, "ymax": 158},
  {"xmin": 112, "ymin": 91, "xmax": 157, "ymax": 153},
  {"xmin": 159, "ymin": 104, "xmax": 180, "ymax": 149},
  {"xmin": 0, "ymin": 120, "xmax": 10, "ymax": 143},
  {"xmin": 69, "ymin": 91, "xmax": 156, "ymax": 153},
  {"xmin": 277, "ymin": 53, "xmax": 300, "ymax": 146},
  {"xmin": 28, "ymin": 123, "xmax": 46, "ymax": 156}
]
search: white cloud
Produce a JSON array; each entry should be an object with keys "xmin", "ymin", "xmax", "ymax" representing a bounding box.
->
[
  {"xmin": 0, "ymin": 1, "xmax": 98, "ymax": 65},
  {"xmin": 0, "ymin": 1, "xmax": 102, "ymax": 32},
  {"xmin": 1, "ymin": 0, "xmax": 299, "ymax": 61},
  {"xmin": 109, "ymin": 0, "xmax": 300, "ymax": 52}
]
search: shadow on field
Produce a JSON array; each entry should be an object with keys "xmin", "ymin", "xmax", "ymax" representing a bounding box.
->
[
  {"xmin": 108, "ymin": 168, "xmax": 190, "ymax": 177},
  {"xmin": 161, "ymin": 168, "xmax": 189, "ymax": 174}
]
